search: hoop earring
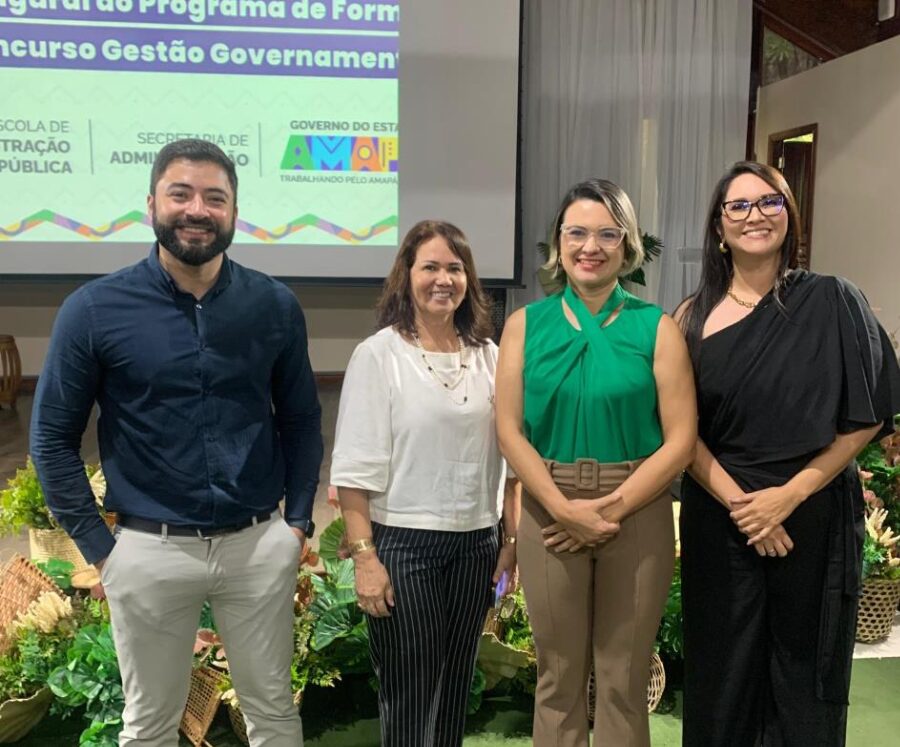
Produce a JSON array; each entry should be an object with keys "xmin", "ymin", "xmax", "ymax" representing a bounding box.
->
[{"xmin": 719, "ymin": 240, "xmax": 728, "ymax": 254}]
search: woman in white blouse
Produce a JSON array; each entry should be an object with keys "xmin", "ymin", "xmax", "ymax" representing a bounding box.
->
[{"xmin": 331, "ymin": 219, "xmax": 519, "ymax": 747}]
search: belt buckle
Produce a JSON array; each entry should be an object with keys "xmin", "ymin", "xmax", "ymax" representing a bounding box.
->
[{"xmin": 574, "ymin": 458, "xmax": 599, "ymax": 491}]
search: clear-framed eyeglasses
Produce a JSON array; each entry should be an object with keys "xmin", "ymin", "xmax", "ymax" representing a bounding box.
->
[
  {"xmin": 560, "ymin": 224, "xmax": 627, "ymax": 250},
  {"xmin": 721, "ymin": 194, "xmax": 785, "ymax": 222}
]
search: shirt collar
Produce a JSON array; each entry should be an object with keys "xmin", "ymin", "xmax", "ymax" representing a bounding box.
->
[{"xmin": 147, "ymin": 243, "xmax": 234, "ymax": 299}]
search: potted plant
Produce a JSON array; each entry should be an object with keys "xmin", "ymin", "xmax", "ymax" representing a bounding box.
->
[
  {"xmin": 855, "ymin": 490, "xmax": 900, "ymax": 643},
  {"xmin": 0, "ymin": 458, "xmax": 101, "ymax": 573},
  {"xmin": 0, "ymin": 590, "xmax": 103, "ymax": 743}
]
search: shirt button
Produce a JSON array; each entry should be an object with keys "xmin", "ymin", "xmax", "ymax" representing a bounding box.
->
[
  {"xmin": 195, "ymin": 303, "xmax": 202, "ymax": 310},
  {"xmin": 206, "ymin": 435, "xmax": 216, "ymax": 442}
]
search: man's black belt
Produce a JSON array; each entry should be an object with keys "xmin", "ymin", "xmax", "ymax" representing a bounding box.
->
[{"xmin": 117, "ymin": 512, "xmax": 272, "ymax": 538}]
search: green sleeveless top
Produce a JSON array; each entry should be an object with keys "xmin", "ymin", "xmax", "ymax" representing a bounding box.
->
[{"xmin": 523, "ymin": 283, "xmax": 664, "ymax": 463}]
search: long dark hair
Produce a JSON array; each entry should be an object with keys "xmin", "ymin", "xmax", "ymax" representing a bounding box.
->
[
  {"xmin": 376, "ymin": 220, "xmax": 494, "ymax": 345},
  {"xmin": 681, "ymin": 161, "xmax": 803, "ymax": 366}
]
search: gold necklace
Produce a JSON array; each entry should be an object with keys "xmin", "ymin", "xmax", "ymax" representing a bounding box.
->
[
  {"xmin": 412, "ymin": 330, "xmax": 469, "ymax": 405},
  {"xmin": 726, "ymin": 288, "xmax": 758, "ymax": 309}
]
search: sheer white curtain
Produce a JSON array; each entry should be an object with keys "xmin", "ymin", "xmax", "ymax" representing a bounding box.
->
[{"xmin": 510, "ymin": 0, "xmax": 752, "ymax": 313}]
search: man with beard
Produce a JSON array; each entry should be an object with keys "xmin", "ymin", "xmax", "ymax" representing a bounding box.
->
[{"xmin": 30, "ymin": 139, "xmax": 322, "ymax": 747}]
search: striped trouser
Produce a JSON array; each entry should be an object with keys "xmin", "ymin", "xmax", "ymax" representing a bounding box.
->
[{"xmin": 368, "ymin": 522, "xmax": 499, "ymax": 747}]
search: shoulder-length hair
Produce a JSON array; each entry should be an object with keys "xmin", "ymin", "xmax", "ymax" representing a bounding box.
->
[
  {"xmin": 376, "ymin": 220, "xmax": 494, "ymax": 346},
  {"xmin": 542, "ymin": 178, "xmax": 644, "ymax": 282},
  {"xmin": 680, "ymin": 161, "xmax": 803, "ymax": 367}
]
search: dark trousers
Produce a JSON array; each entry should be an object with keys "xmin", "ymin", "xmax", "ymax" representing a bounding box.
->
[
  {"xmin": 368, "ymin": 522, "xmax": 498, "ymax": 747},
  {"xmin": 681, "ymin": 480, "xmax": 853, "ymax": 747}
]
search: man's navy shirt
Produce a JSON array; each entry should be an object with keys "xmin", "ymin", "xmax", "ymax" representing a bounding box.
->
[{"xmin": 30, "ymin": 246, "xmax": 323, "ymax": 564}]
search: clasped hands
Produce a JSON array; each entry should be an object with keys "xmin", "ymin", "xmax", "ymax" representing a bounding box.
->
[
  {"xmin": 729, "ymin": 485, "xmax": 804, "ymax": 558},
  {"xmin": 542, "ymin": 491, "xmax": 624, "ymax": 553}
]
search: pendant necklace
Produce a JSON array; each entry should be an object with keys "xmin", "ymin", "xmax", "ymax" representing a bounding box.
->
[{"xmin": 412, "ymin": 329, "xmax": 469, "ymax": 405}]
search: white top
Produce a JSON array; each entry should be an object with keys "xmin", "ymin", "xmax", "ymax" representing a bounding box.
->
[{"xmin": 331, "ymin": 327, "xmax": 505, "ymax": 531}]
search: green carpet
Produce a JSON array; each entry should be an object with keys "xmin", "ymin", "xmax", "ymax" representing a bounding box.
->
[{"xmin": 15, "ymin": 658, "xmax": 900, "ymax": 745}]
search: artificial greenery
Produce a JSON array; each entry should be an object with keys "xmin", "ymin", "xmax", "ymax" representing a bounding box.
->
[
  {"xmin": 308, "ymin": 559, "xmax": 370, "ymax": 675},
  {"xmin": 48, "ymin": 622, "xmax": 125, "ymax": 747},
  {"xmin": 862, "ymin": 533, "xmax": 889, "ymax": 581},
  {"xmin": 0, "ymin": 459, "xmax": 102, "ymax": 535},
  {"xmin": 858, "ymin": 434, "xmax": 900, "ymax": 532},
  {"xmin": 0, "ymin": 627, "xmax": 73, "ymax": 705},
  {"xmin": 0, "ymin": 596, "xmax": 104, "ymax": 713},
  {"xmin": 0, "ymin": 457, "xmax": 57, "ymax": 533},
  {"xmin": 498, "ymin": 589, "xmax": 535, "ymax": 654},
  {"xmin": 655, "ymin": 559, "xmax": 683, "ymax": 660},
  {"xmin": 35, "ymin": 558, "xmax": 75, "ymax": 591}
]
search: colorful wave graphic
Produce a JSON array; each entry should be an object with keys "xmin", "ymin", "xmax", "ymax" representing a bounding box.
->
[{"xmin": 0, "ymin": 210, "xmax": 397, "ymax": 244}]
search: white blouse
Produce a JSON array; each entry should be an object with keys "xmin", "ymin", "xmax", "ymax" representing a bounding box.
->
[{"xmin": 330, "ymin": 327, "xmax": 505, "ymax": 531}]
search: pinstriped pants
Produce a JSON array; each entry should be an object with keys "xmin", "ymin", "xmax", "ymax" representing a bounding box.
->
[{"xmin": 368, "ymin": 522, "xmax": 499, "ymax": 747}]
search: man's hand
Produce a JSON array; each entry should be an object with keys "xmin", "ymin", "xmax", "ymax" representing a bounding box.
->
[
  {"xmin": 290, "ymin": 527, "xmax": 308, "ymax": 562},
  {"xmin": 92, "ymin": 557, "xmax": 108, "ymax": 600}
]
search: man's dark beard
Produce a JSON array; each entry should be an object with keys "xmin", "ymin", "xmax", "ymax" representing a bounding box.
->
[{"xmin": 153, "ymin": 215, "xmax": 235, "ymax": 267}]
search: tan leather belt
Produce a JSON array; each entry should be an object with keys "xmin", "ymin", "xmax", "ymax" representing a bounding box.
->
[{"xmin": 542, "ymin": 457, "xmax": 641, "ymax": 492}]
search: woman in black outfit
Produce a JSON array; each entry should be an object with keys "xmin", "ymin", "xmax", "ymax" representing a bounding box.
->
[{"xmin": 677, "ymin": 161, "xmax": 900, "ymax": 746}]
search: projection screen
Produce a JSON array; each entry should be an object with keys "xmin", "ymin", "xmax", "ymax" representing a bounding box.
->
[{"xmin": 0, "ymin": 0, "xmax": 521, "ymax": 284}]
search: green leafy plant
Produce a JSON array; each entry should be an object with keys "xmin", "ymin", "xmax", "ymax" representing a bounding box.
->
[
  {"xmin": 0, "ymin": 459, "xmax": 104, "ymax": 535},
  {"xmin": 308, "ymin": 559, "xmax": 370, "ymax": 675},
  {"xmin": 655, "ymin": 558, "xmax": 683, "ymax": 660},
  {"xmin": 0, "ymin": 595, "xmax": 103, "ymax": 718},
  {"xmin": 0, "ymin": 627, "xmax": 73, "ymax": 706},
  {"xmin": 48, "ymin": 623, "xmax": 125, "ymax": 747},
  {"xmin": 35, "ymin": 558, "xmax": 75, "ymax": 591},
  {"xmin": 858, "ymin": 430, "xmax": 900, "ymax": 533},
  {"xmin": 317, "ymin": 516, "xmax": 347, "ymax": 562},
  {"xmin": 0, "ymin": 457, "xmax": 57, "ymax": 533},
  {"xmin": 862, "ymin": 508, "xmax": 900, "ymax": 581}
]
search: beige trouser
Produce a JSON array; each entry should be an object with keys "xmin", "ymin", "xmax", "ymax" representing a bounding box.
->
[
  {"xmin": 518, "ymin": 461, "xmax": 675, "ymax": 747},
  {"xmin": 101, "ymin": 513, "xmax": 303, "ymax": 747}
]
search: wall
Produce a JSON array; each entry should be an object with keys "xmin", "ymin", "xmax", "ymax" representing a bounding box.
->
[
  {"xmin": 0, "ymin": 281, "xmax": 378, "ymax": 376},
  {"xmin": 756, "ymin": 35, "xmax": 900, "ymax": 335}
]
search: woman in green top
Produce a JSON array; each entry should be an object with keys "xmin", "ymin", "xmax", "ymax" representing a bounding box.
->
[{"xmin": 496, "ymin": 178, "xmax": 696, "ymax": 747}]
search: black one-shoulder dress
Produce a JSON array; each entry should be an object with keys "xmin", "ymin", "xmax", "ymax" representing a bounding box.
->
[{"xmin": 681, "ymin": 271, "xmax": 900, "ymax": 747}]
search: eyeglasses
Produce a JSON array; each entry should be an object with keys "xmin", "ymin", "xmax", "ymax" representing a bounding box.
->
[
  {"xmin": 721, "ymin": 194, "xmax": 785, "ymax": 222},
  {"xmin": 560, "ymin": 225, "xmax": 627, "ymax": 250}
]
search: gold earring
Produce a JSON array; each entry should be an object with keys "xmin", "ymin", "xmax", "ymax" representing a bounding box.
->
[{"xmin": 719, "ymin": 240, "xmax": 728, "ymax": 254}]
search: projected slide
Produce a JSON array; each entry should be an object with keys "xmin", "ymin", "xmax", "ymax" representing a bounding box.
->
[{"xmin": 0, "ymin": 0, "xmax": 399, "ymax": 269}]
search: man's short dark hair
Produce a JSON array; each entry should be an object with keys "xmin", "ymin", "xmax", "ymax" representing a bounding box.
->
[{"xmin": 149, "ymin": 139, "xmax": 238, "ymax": 201}]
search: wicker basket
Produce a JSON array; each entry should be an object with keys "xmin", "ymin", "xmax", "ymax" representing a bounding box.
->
[
  {"xmin": 179, "ymin": 666, "xmax": 225, "ymax": 747},
  {"xmin": 587, "ymin": 651, "xmax": 666, "ymax": 721},
  {"xmin": 483, "ymin": 608, "xmax": 504, "ymax": 638},
  {"xmin": 0, "ymin": 555, "xmax": 63, "ymax": 655},
  {"xmin": 227, "ymin": 703, "xmax": 250, "ymax": 747},
  {"xmin": 856, "ymin": 578, "xmax": 900, "ymax": 643},
  {"xmin": 28, "ymin": 528, "xmax": 90, "ymax": 573},
  {"xmin": 0, "ymin": 687, "xmax": 53, "ymax": 743},
  {"xmin": 227, "ymin": 690, "xmax": 303, "ymax": 746}
]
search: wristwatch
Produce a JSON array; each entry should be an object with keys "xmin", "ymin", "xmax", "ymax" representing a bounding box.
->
[
  {"xmin": 291, "ymin": 519, "xmax": 316, "ymax": 538},
  {"xmin": 503, "ymin": 535, "xmax": 517, "ymax": 545}
]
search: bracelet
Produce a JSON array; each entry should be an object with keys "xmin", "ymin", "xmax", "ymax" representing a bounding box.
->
[
  {"xmin": 503, "ymin": 535, "xmax": 517, "ymax": 545},
  {"xmin": 349, "ymin": 537, "xmax": 376, "ymax": 555}
]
